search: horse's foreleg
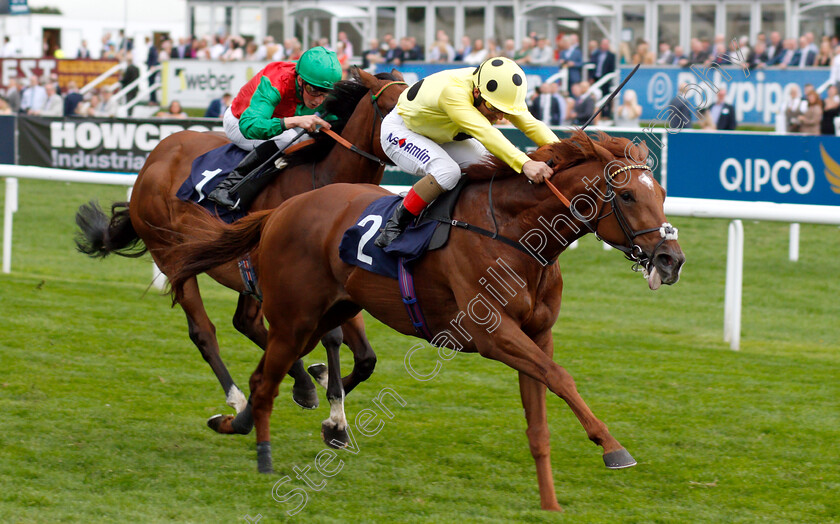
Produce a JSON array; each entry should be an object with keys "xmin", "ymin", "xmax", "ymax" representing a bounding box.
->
[
  {"xmin": 232, "ymin": 294, "xmax": 318, "ymax": 409},
  {"xmin": 179, "ymin": 276, "xmax": 248, "ymax": 414},
  {"xmin": 472, "ymin": 317, "xmax": 634, "ymax": 469},
  {"xmin": 317, "ymin": 327, "xmax": 350, "ymax": 448},
  {"xmin": 337, "ymin": 314, "xmax": 377, "ymax": 395},
  {"xmin": 207, "ymin": 352, "xmax": 264, "ymax": 436},
  {"xmin": 518, "ymin": 330, "xmax": 562, "ymax": 511},
  {"xmin": 519, "ymin": 372, "xmax": 561, "ymax": 511}
]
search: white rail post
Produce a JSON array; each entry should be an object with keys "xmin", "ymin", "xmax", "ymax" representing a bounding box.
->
[
  {"xmin": 789, "ymin": 223, "xmax": 800, "ymax": 262},
  {"xmin": 3, "ymin": 177, "xmax": 18, "ymax": 274},
  {"xmin": 724, "ymin": 220, "xmax": 744, "ymax": 350}
]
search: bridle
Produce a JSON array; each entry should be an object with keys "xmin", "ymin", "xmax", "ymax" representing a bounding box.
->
[
  {"xmin": 544, "ymin": 161, "xmax": 678, "ymax": 272},
  {"xmin": 316, "ymin": 79, "xmax": 406, "ymax": 169}
]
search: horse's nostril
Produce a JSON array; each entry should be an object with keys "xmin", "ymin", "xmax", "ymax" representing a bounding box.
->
[{"xmin": 656, "ymin": 253, "xmax": 674, "ymax": 268}]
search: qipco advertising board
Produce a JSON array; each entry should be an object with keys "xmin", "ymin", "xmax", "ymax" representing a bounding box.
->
[
  {"xmin": 667, "ymin": 132, "xmax": 840, "ymax": 207},
  {"xmin": 622, "ymin": 65, "xmax": 831, "ymax": 125}
]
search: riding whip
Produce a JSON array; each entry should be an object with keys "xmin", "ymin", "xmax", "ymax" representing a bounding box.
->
[{"xmin": 581, "ymin": 63, "xmax": 641, "ymax": 131}]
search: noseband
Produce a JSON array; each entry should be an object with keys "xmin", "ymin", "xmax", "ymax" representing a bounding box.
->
[{"xmin": 546, "ymin": 163, "xmax": 678, "ymax": 272}]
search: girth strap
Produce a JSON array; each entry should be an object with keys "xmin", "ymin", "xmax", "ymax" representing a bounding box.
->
[
  {"xmin": 397, "ymin": 257, "xmax": 433, "ymax": 341},
  {"xmin": 423, "ymin": 215, "xmax": 544, "ymax": 261},
  {"xmin": 237, "ymin": 256, "xmax": 262, "ymax": 301}
]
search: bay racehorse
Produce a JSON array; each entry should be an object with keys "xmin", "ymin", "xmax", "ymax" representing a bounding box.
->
[
  {"xmin": 75, "ymin": 68, "xmax": 407, "ymax": 430},
  {"xmin": 165, "ymin": 130, "xmax": 685, "ymax": 510}
]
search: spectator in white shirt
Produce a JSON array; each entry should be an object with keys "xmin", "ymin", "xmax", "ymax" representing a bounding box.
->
[
  {"xmin": 29, "ymin": 82, "xmax": 63, "ymax": 116},
  {"xmin": 209, "ymin": 36, "xmax": 226, "ymax": 60},
  {"xmin": 19, "ymin": 75, "xmax": 47, "ymax": 114},
  {"xmin": 462, "ymin": 39, "xmax": 488, "ymax": 65},
  {"xmin": 529, "ymin": 35, "xmax": 555, "ymax": 64},
  {"xmin": 93, "ymin": 87, "xmax": 119, "ymax": 117},
  {"xmin": 829, "ymin": 45, "xmax": 840, "ymax": 91}
]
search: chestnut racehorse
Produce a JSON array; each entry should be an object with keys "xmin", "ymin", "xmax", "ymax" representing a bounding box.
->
[
  {"xmin": 75, "ymin": 68, "xmax": 407, "ymax": 427},
  {"xmin": 166, "ymin": 130, "xmax": 685, "ymax": 510}
]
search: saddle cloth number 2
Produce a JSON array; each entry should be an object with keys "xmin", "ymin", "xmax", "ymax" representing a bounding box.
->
[{"xmin": 356, "ymin": 214, "xmax": 383, "ymax": 265}]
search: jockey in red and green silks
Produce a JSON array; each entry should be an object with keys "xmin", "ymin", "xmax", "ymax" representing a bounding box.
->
[{"xmin": 209, "ymin": 46, "xmax": 343, "ymax": 210}]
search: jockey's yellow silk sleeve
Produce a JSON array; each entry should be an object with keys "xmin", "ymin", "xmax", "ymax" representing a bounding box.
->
[
  {"xmin": 396, "ymin": 68, "xmax": 558, "ymax": 173},
  {"xmin": 239, "ymin": 76, "xmax": 287, "ymax": 140},
  {"xmin": 507, "ymin": 112, "xmax": 561, "ymax": 149}
]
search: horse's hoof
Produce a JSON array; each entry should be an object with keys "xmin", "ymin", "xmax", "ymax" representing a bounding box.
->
[
  {"xmin": 321, "ymin": 421, "xmax": 349, "ymax": 449},
  {"xmin": 207, "ymin": 414, "xmax": 233, "ymax": 433},
  {"xmin": 292, "ymin": 385, "xmax": 319, "ymax": 410},
  {"xmin": 257, "ymin": 441, "xmax": 273, "ymax": 474},
  {"xmin": 231, "ymin": 404, "xmax": 254, "ymax": 435},
  {"xmin": 307, "ymin": 363, "xmax": 328, "ymax": 389},
  {"xmin": 603, "ymin": 448, "xmax": 637, "ymax": 469}
]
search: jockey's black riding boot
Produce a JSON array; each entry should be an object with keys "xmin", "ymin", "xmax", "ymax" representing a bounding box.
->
[
  {"xmin": 374, "ymin": 202, "xmax": 415, "ymax": 248},
  {"xmin": 207, "ymin": 141, "xmax": 280, "ymax": 210}
]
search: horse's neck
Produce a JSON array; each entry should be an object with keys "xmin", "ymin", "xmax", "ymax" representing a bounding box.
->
[
  {"xmin": 315, "ymin": 126, "xmax": 384, "ymax": 185},
  {"xmin": 306, "ymin": 99, "xmax": 385, "ymax": 185},
  {"xmin": 461, "ymin": 164, "xmax": 595, "ymax": 261}
]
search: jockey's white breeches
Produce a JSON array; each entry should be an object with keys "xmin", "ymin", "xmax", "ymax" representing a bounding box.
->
[
  {"xmin": 380, "ymin": 110, "xmax": 488, "ymax": 190},
  {"xmin": 223, "ymin": 106, "xmax": 311, "ymax": 152}
]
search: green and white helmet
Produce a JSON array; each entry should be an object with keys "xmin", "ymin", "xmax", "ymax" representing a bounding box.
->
[{"xmin": 295, "ymin": 46, "xmax": 342, "ymax": 89}]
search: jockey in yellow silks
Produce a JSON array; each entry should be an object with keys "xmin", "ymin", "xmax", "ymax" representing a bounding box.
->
[{"xmin": 375, "ymin": 57, "xmax": 559, "ymax": 247}]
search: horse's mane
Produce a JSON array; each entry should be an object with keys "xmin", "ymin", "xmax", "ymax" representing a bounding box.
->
[
  {"xmin": 464, "ymin": 129, "xmax": 649, "ymax": 181},
  {"xmin": 284, "ymin": 72, "xmax": 399, "ymax": 167}
]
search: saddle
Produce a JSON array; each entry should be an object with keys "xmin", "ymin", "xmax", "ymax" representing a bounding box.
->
[{"xmin": 416, "ymin": 177, "xmax": 469, "ymax": 251}]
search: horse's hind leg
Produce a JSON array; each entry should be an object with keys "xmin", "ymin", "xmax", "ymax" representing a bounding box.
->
[
  {"xmin": 179, "ymin": 276, "xmax": 248, "ymax": 414},
  {"xmin": 307, "ymin": 314, "xmax": 376, "ymax": 395},
  {"xmin": 251, "ymin": 328, "xmax": 323, "ymax": 473},
  {"xmin": 232, "ymin": 293, "xmax": 318, "ymax": 409},
  {"xmin": 312, "ymin": 327, "xmax": 350, "ymax": 448},
  {"xmin": 337, "ymin": 314, "xmax": 377, "ymax": 395}
]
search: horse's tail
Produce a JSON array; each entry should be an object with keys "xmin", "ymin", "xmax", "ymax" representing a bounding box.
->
[
  {"xmin": 167, "ymin": 209, "xmax": 273, "ymax": 299},
  {"xmin": 75, "ymin": 201, "xmax": 147, "ymax": 258}
]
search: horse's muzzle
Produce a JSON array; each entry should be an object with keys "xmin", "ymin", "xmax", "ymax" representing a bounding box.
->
[
  {"xmin": 645, "ymin": 241, "xmax": 685, "ymax": 291},
  {"xmin": 646, "ymin": 243, "xmax": 685, "ymax": 290}
]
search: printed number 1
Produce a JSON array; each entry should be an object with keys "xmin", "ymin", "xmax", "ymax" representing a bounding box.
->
[{"xmin": 357, "ymin": 215, "xmax": 382, "ymax": 265}]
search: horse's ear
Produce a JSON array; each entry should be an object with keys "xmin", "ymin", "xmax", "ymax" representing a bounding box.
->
[
  {"xmin": 348, "ymin": 66, "xmax": 362, "ymax": 82},
  {"xmin": 355, "ymin": 67, "xmax": 376, "ymax": 88},
  {"xmin": 390, "ymin": 68, "xmax": 404, "ymax": 81}
]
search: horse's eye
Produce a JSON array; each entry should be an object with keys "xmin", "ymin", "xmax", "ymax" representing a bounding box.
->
[{"xmin": 620, "ymin": 191, "xmax": 635, "ymax": 203}]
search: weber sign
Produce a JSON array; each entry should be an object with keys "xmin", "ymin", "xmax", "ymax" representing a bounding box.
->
[
  {"xmin": 162, "ymin": 59, "xmax": 266, "ymax": 107},
  {"xmin": 18, "ymin": 115, "xmax": 223, "ymax": 172}
]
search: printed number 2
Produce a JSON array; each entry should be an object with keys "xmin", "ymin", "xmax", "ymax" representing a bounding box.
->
[{"xmin": 357, "ymin": 215, "xmax": 383, "ymax": 265}]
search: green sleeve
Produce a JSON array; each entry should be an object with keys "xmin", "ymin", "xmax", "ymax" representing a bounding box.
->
[{"xmin": 239, "ymin": 76, "xmax": 287, "ymax": 140}]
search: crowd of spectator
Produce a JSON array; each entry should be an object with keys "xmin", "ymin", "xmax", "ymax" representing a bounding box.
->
[{"xmin": 4, "ymin": 26, "xmax": 840, "ymax": 134}]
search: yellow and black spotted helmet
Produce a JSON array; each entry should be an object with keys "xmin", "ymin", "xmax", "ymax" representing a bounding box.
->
[{"xmin": 472, "ymin": 57, "xmax": 529, "ymax": 115}]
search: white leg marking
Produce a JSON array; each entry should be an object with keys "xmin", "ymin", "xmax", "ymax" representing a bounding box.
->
[
  {"xmin": 227, "ymin": 385, "xmax": 248, "ymax": 413},
  {"xmin": 324, "ymin": 391, "xmax": 347, "ymax": 431}
]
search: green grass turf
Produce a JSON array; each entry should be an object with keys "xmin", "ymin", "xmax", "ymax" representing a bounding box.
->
[{"xmin": 0, "ymin": 179, "xmax": 838, "ymax": 523}]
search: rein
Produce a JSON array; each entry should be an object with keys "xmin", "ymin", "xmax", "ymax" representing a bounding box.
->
[
  {"xmin": 317, "ymin": 80, "xmax": 407, "ymax": 167},
  {"xmin": 544, "ymin": 163, "xmax": 677, "ymax": 271},
  {"xmin": 445, "ymin": 161, "xmax": 677, "ymax": 269}
]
